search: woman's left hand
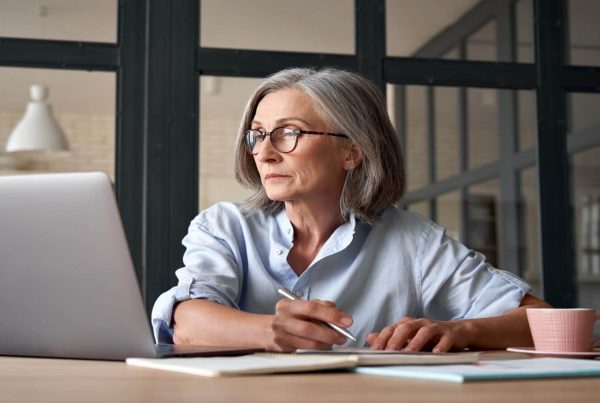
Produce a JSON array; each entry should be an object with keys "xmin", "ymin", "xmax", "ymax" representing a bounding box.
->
[{"xmin": 366, "ymin": 317, "xmax": 472, "ymax": 352}]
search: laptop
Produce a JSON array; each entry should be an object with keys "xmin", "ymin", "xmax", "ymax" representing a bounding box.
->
[{"xmin": 0, "ymin": 172, "xmax": 261, "ymax": 361}]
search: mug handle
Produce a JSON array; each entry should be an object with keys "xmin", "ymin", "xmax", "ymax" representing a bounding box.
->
[{"xmin": 593, "ymin": 315, "xmax": 600, "ymax": 349}]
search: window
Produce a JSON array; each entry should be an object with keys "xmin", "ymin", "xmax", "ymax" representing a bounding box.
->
[
  {"xmin": 515, "ymin": 0, "xmax": 534, "ymax": 63},
  {"xmin": 572, "ymin": 147, "xmax": 600, "ymax": 336},
  {"xmin": 568, "ymin": 0, "xmax": 600, "ymax": 66},
  {"xmin": 0, "ymin": 67, "xmax": 115, "ymax": 179},
  {"xmin": 386, "ymin": 0, "xmax": 481, "ymax": 59},
  {"xmin": 0, "ymin": 0, "xmax": 117, "ymax": 43},
  {"xmin": 437, "ymin": 190, "xmax": 462, "ymax": 241},
  {"xmin": 466, "ymin": 20, "xmax": 497, "ymax": 62},
  {"xmin": 200, "ymin": 0, "xmax": 354, "ymax": 54},
  {"xmin": 199, "ymin": 76, "xmax": 259, "ymax": 209}
]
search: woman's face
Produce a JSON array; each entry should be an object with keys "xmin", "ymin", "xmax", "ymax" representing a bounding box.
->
[{"xmin": 250, "ymin": 87, "xmax": 350, "ymax": 205}]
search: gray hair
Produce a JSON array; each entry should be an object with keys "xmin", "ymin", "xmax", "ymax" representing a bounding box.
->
[{"xmin": 234, "ymin": 67, "xmax": 405, "ymax": 223}]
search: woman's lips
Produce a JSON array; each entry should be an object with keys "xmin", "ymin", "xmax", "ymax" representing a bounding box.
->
[{"xmin": 265, "ymin": 173, "xmax": 290, "ymax": 180}]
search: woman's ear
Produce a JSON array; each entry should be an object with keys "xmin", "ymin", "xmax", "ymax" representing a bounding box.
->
[{"xmin": 343, "ymin": 144, "xmax": 364, "ymax": 170}]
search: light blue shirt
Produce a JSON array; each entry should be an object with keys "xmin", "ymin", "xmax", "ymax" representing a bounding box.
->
[{"xmin": 152, "ymin": 202, "xmax": 532, "ymax": 345}]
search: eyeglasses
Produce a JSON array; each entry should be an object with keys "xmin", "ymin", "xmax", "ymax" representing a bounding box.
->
[{"xmin": 244, "ymin": 127, "xmax": 349, "ymax": 154}]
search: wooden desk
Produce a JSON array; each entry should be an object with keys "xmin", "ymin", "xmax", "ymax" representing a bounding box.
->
[{"xmin": 1, "ymin": 354, "xmax": 599, "ymax": 403}]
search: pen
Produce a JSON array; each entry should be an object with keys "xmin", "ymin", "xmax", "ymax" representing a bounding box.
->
[{"xmin": 276, "ymin": 287, "xmax": 357, "ymax": 342}]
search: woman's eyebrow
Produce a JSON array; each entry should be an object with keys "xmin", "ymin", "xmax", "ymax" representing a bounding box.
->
[
  {"xmin": 251, "ymin": 117, "xmax": 313, "ymax": 127},
  {"xmin": 274, "ymin": 117, "xmax": 312, "ymax": 126}
]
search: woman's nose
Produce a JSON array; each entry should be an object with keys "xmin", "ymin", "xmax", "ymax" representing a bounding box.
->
[{"xmin": 254, "ymin": 137, "xmax": 281, "ymax": 162}]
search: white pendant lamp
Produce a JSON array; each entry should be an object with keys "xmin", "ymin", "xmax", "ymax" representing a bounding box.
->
[{"xmin": 5, "ymin": 85, "xmax": 69, "ymax": 153}]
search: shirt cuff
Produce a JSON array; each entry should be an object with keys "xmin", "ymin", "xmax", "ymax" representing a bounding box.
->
[
  {"xmin": 462, "ymin": 265, "xmax": 533, "ymax": 319},
  {"xmin": 151, "ymin": 282, "xmax": 240, "ymax": 343}
]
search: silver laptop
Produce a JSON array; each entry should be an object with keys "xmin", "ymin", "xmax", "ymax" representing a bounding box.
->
[{"xmin": 0, "ymin": 172, "xmax": 260, "ymax": 360}]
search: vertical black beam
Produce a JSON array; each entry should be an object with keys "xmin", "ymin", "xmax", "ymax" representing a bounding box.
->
[
  {"xmin": 144, "ymin": 0, "xmax": 199, "ymax": 313},
  {"xmin": 169, "ymin": 0, "xmax": 199, "ymax": 292},
  {"xmin": 355, "ymin": 0, "xmax": 385, "ymax": 93},
  {"xmin": 144, "ymin": 0, "xmax": 171, "ymax": 311},
  {"xmin": 427, "ymin": 87, "xmax": 437, "ymax": 221},
  {"xmin": 534, "ymin": 0, "xmax": 576, "ymax": 306},
  {"xmin": 496, "ymin": 0, "xmax": 521, "ymax": 273},
  {"xmin": 116, "ymin": 0, "xmax": 146, "ymax": 285}
]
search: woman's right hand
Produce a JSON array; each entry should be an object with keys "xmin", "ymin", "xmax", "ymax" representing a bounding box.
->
[{"xmin": 266, "ymin": 299, "xmax": 353, "ymax": 352}]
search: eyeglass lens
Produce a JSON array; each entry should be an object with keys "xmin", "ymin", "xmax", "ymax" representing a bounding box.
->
[{"xmin": 246, "ymin": 128, "xmax": 297, "ymax": 153}]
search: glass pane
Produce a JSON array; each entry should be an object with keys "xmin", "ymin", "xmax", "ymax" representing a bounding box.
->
[
  {"xmin": 515, "ymin": 0, "xmax": 534, "ymax": 63},
  {"xmin": 199, "ymin": 76, "xmax": 260, "ymax": 210},
  {"xmin": 466, "ymin": 179, "xmax": 500, "ymax": 267},
  {"xmin": 520, "ymin": 167, "xmax": 542, "ymax": 297},
  {"xmin": 436, "ymin": 190, "xmax": 462, "ymax": 241},
  {"xmin": 405, "ymin": 85, "xmax": 429, "ymax": 190},
  {"xmin": 442, "ymin": 47, "xmax": 460, "ymax": 60},
  {"xmin": 0, "ymin": 67, "xmax": 115, "ymax": 179},
  {"xmin": 435, "ymin": 86, "xmax": 460, "ymax": 181},
  {"xmin": 568, "ymin": 0, "xmax": 600, "ymax": 66},
  {"xmin": 468, "ymin": 88, "xmax": 498, "ymax": 169},
  {"xmin": 0, "ymin": 1, "xmax": 117, "ymax": 43},
  {"xmin": 408, "ymin": 200, "xmax": 429, "ymax": 219},
  {"xmin": 386, "ymin": 0, "xmax": 480, "ymax": 57},
  {"xmin": 200, "ymin": 0, "xmax": 354, "ymax": 54},
  {"xmin": 572, "ymin": 148, "xmax": 600, "ymax": 337},
  {"xmin": 568, "ymin": 93, "xmax": 600, "ymax": 134},
  {"xmin": 466, "ymin": 20, "xmax": 497, "ymax": 62},
  {"xmin": 517, "ymin": 90, "xmax": 537, "ymax": 151}
]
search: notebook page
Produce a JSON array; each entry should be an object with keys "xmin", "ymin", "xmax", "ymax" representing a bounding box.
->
[
  {"xmin": 126, "ymin": 353, "xmax": 359, "ymax": 377},
  {"xmin": 295, "ymin": 347, "xmax": 480, "ymax": 365}
]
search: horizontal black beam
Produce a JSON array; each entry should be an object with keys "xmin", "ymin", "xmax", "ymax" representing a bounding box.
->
[
  {"xmin": 196, "ymin": 48, "xmax": 357, "ymax": 77},
  {"xmin": 564, "ymin": 65, "xmax": 600, "ymax": 92},
  {"xmin": 196, "ymin": 49, "xmax": 600, "ymax": 95},
  {"xmin": 0, "ymin": 37, "xmax": 118, "ymax": 71},
  {"xmin": 384, "ymin": 57, "xmax": 536, "ymax": 89}
]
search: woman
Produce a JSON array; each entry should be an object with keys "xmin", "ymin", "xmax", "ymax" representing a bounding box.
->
[{"xmin": 152, "ymin": 67, "xmax": 549, "ymax": 352}]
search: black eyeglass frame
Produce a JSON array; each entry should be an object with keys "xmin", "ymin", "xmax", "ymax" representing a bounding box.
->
[{"xmin": 244, "ymin": 127, "xmax": 349, "ymax": 154}]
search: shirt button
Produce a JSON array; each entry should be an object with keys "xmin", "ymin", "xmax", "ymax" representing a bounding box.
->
[
  {"xmin": 275, "ymin": 249, "xmax": 283, "ymax": 255},
  {"xmin": 295, "ymin": 290, "xmax": 303, "ymax": 298},
  {"xmin": 286, "ymin": 228, "xmax": 292, "ymax": 234}
]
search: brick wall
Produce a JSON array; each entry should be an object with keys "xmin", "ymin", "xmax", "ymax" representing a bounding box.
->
[
  {"xmin": 199, "ymin": 118, "xmax": 253, "ymax": 210},
  {"xmin": 0, "ymin": 111, "xmax": 115, "ymax": 180}
]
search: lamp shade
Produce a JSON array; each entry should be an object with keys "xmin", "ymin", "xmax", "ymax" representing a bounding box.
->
[{"xmin": 5, "ymin": 85, "xmax": 69, "ymax": 153}]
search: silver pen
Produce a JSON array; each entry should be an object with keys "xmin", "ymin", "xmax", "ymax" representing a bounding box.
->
[{"xmin": 277, "ymin": 287, "xmax": 357, "ymax": 342}]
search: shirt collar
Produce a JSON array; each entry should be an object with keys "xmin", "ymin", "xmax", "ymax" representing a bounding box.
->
[{"xmin": 274, "ymin": 208, "xmax": 357, "ymax": 254}]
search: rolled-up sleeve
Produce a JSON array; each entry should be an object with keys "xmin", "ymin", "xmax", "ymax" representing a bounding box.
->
[
  {"xmin": 419, "ymin": 222, "xmax": 532, "ymax": 321},
  {"xmin": 151, "ymin": 212, "xmax": 243, "ymax": 343}
]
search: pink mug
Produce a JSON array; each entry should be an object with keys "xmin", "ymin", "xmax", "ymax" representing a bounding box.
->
[{"xmin": 526, "ymin": 308, "xmax": 600, "ymax": 352}]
